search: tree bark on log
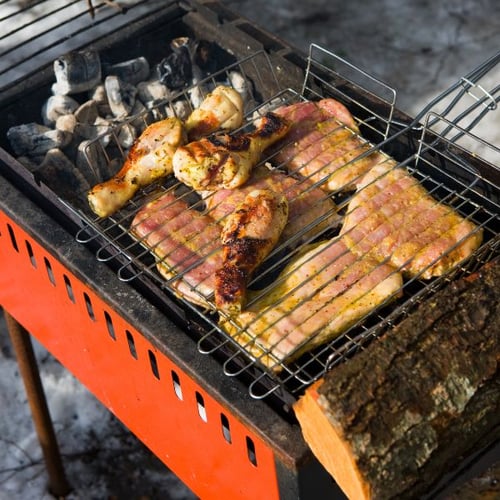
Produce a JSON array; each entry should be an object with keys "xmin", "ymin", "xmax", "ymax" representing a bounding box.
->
[{"xmin": 294, "ymin": 260, "xmax": 500, "ymax": 500}]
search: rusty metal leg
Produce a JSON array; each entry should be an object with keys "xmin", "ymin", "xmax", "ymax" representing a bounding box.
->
[{"xmin": 4, "ymin": 311, "xmax": 72, "ymax": 497}]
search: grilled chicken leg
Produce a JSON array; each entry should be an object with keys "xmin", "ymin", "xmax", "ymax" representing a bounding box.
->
[
  {"xmin": 215, "ymin": 189, "xmax": 288, "ymax": 315},
  {"xmin": 172, "ymin": 112, "xmax": 291, "ymax": 191},
  {"xmin": 87, "ymin": 86, "xmax": 243, "ymax": 218},
  {"xmin": 185, "ymin": 85, "xmax": 244, "ymax": 140},
  {"xmin": 87, "ymin": 117, "xmax": 185, "ymax": 217}
]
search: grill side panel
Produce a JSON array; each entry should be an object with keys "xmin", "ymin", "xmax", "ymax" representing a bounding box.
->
[{"xmin": 0, "ymin": 174, "xmax": 341, "ymax": 499}]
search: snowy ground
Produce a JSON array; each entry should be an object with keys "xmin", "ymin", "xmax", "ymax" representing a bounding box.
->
[
  {"xmin": 1, "ymin": 0, "xmax": 499, "ymax": 499},
  {"xmin": 227, "ymin": 0, "xmax": 500, "ymax": 165},
  {"xmin": 0, "ymin": 312, "xmax": 197, "ymax": 500}
]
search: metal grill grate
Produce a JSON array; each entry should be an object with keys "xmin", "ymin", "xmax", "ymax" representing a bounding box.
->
[
  {"xmin": 0, "ymin": 0, "xmax": 170, "ymax": 94},
  {"xmin": 65, "ymin": 46, "xmax": 500, "ymax": 400}
]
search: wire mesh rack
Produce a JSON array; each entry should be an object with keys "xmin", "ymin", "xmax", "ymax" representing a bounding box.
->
[
  {"xmin": 60, "ymin": 44, "xmax": 500, "ymax": 402},
  {"xmin": 0, "ymin": 0, "xmax": 173, "ymax": 92}
]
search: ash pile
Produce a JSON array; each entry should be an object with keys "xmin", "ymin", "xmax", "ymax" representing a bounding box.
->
[{"xmin": 6, "ymin": 37, "xmax": 244, "ymax": 209}]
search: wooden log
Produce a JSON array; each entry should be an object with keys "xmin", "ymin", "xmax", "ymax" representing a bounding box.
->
[{"xmin": 294, "ymin": 260, "xmax": 500, "ymax": 500}]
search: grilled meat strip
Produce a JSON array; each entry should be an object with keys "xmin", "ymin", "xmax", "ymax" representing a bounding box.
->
[
  {"xmin": 341, "ymin": 161, "xmax": 483, "ymax": 278},
  {"xmin": 172, "ymin": 112, "xmax": 290, "ymax": 191},
  {"xmin": 202, "ymin": 165, "xmax": 338, "ymax": 245},
  {"xmin": 131, "ymin": 190, "xmax": 222, "ymax": 307},
  {"xmin": 87, "ymin": 117, "xmax": 185, "ymax": 217},
  {"xmin": 185, "ymin": 85, "xmax": 244, "ymax": 140},
  {"xmin": 270, "ymin": 99, "xmax": 387, "ymax": 192},
  {"xmin": 215, "ymin": 189, "xmax": 288, "ymax": 315},
  {"xmin": 221, "ymin": 237, "xmax": 402, "ymax": 369}
]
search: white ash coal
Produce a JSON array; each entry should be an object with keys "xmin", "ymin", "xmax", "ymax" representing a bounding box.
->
[
  {"xmin": 6, "ymin": 37, "xmax": 245, "ymax": 211},
  {"xmin": 52, "ymin": 50, "xmax": 102, "ymax": 95}
]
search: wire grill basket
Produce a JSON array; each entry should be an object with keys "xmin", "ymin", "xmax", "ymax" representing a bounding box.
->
[{"xmin": 27, "ymin": 43, "xmax": 500, "ymax": 401}]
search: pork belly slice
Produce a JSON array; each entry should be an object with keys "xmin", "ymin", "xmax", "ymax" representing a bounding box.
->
[
  {"xmin": 131, "ymin": 190, "xmax": 222, "ymax": 307},
  {"xmin": 215, "ymin": 189, "xmax": 288, "ymax": 315},
  {"xmin": 270, "ymin": 102, "xmax": 355, "ymax": 165},
  {"xmin": 341, "ymin": 162, "xmax": 483, "ymax": 279},
  {"xmin": 220, "ymin": 238, "xmax": 403, "ymax": 370},
  {"xmin": 202, "ymin": 165, "xmax": 339, "ymax": 245},
  {"xmin": 273, "ymin": 98, "xmax": 358, "ymax": 134},
  {"xmin": 271, "ymin": 99, "xmax": 384, "ymax": 192}
]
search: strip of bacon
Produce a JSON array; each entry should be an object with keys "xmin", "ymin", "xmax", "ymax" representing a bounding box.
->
[
  {"xmin": 341, "ymin": 162, "xmax": 483, "ymax": 278},
  {"xmin": 131, "ymin": 190, "xmax": 222, "ymax": 307},
  {"xmin": 221, "ymin": 237, "xmax": 403, "ymax": 369},
  {"xmin": 271, "ymin": 99, "xmax": 387, "ymax": 192}
]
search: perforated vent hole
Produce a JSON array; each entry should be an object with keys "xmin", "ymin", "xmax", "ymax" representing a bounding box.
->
[
  {"xmin": 195, "ymin": 392, "xmax": 207, "ymax": 422},
  {"xmin": 44, "ymin": 257, "xmax": 56, "ymax": 286},
  {"xmin": 246, "ymin": 436, "xmax": 257, "ymax": 466},
  {"xmin": 220, "ymin": 413, "xmax": 232, "ymax": 443},
  {"xmin": 171, "ymin": 370, "xmax": 183, "ymax": 400},
  {"xmin": 148, "ymin": 350, "xmax": 160, "ymax": 379},
  {"xmin": 83, "ymin": 292, "xmax": 95, "ymax": 321},
  {"xmin": 126, "ymin": 330, "xmax": 138, "ymax": 359},
  {"xmin": 104, "ymin": 311, "xmax": 116, "ymax": 340},
  {"xmin": 25, "ymin": 240, "xmax": 36, "ymax": 267},
  {"xmin": 7, "ymin": 224, "xmax": 18, "ymax": 252},
  {"xmin": 63, "ymin": 274, "xmax": 75, "ymax": 302}
]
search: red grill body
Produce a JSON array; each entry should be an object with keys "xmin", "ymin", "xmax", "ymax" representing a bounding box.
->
[{"xmin": 0, "ymin": 175, "xmax": 342, "ymax": 498}]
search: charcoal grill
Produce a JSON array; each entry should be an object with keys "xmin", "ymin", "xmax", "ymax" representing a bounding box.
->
[{"xmin": 1, "ymin": 1, "xmax": 499, "ymax": 498}]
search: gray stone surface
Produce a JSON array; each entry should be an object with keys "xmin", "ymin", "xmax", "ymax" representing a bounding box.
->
[{"xmin": 226, "ymin": 0, "xmax": 500, "ymax": 117}]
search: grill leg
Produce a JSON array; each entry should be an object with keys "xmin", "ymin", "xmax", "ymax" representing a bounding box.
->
[{"xmin": 4, "ymin": 311, "xmax": 72, "ymax": 498}]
